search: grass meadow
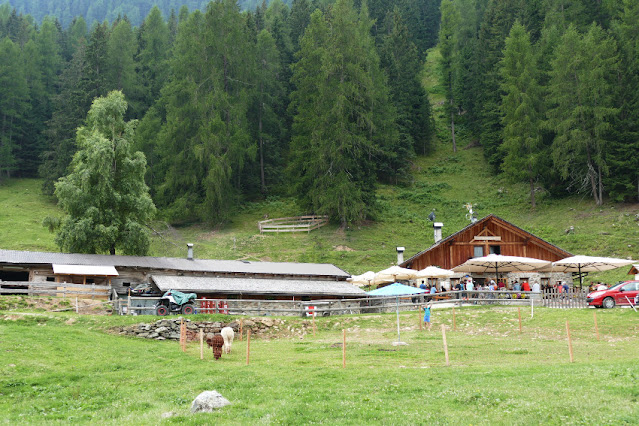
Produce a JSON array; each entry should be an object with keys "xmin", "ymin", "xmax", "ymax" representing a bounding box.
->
[{"xmin": 1, "ymin": 305, "xmax": 638, "ymax": 424}]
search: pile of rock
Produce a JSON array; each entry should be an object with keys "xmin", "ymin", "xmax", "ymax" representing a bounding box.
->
[{"xmin": 117, "ymin": 317, "xmax": 300, "ymax": 341}]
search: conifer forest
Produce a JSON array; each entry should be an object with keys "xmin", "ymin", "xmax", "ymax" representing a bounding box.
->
[{"xmin": 1, "ymin": 0, "xmax": 638, "ymax": 229}]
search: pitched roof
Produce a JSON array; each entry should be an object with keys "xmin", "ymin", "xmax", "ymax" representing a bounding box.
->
[
  {"xmin": 151, "ymin": 275, "xmax": 366, "ymax": 297},
  {"xmin": 400, "ymin": 214, "xmax": 572, "ymax": 267},
  {"xmin": 0, "ymin": 249, "xmax": 350, "ymax": 278}
]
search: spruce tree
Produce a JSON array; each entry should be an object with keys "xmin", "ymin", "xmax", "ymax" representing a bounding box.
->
[
  {"xmin": 499, "ymin": 21, "xmax": 544, "ymax": 208},
  {"xmin": 289, "ymin": 0, "xmax": 398, "ymax": 225},
  {"xmin": 547, "ymin": 24, "xmax": 619, "ymax": 205}
]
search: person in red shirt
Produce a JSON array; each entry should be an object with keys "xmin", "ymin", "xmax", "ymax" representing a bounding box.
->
[{"xmin": 522, "ymin": 281, "xmax": 531, "ymax": 292}]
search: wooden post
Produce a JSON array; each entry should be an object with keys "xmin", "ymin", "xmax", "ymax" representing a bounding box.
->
[
  {"xmin": 199, "ymin": 329, "xmax": 204, "ymax": 360},
  {"xmin": 127, "ymin": 293, "xmax": 132, "ymax": 316},
  {"xmin": 452, "ymin": 307, "xmax": 456, "ymax": 331},
  {"xmin": 239, "ymin": 318, "xmax": 243, "ymax": 341},
  {"xmin": 566, "ymin": 320, "xmax": 574, "ymax": 363},
  {"xmin": 312, "ymin": 313, "xmax": 316, "ymax": 336},
  {"xmin": 75, "ymin": 297, "xmax": 79, "ymax": 314},
  {"xmin": 594, "ymin": 311, "xmax": 599, "ymax": 341},
  {"xmin": 441, "ymin": 325, "xmax": 450, "ymax": 366},
  {"xmin": 246, "ymin": 330, "xmax": 251, "ymax": 365},
  {"xmin": 180, "ymin": 318, "xmax": 185, "ymax": 352},
  {"xmin": 419, "ymin": 306, "xmax": 423, "ymax": 331},
  {"xmin": 518, "ymin": 307, "xmax": 522, "ymax": 333},
  {"xmin": 342, "ymin": 329, "xmax": 346, "ymax": 369}
]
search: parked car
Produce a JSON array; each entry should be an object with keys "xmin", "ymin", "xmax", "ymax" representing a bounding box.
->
[
  {"xmin": 586, "ymin": 280, "xmax": 639, "ymax": 308},
  {"xmin": 130, "ymin": 283, "xmax": 161, "ymax": 297}
]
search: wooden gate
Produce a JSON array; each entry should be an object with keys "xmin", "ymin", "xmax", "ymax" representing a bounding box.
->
[{"xmin": 542, "ymin": 288, "xmax": 588, "ymax": 308}]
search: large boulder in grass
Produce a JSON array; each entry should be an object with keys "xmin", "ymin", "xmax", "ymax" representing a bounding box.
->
[{"xmin": 190, "ymin": 391, "xmax": 231, "ymax": 413}]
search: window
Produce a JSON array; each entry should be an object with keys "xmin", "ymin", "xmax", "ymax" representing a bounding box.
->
[
  {"xmin": 489, "ymin": 245, "xmax": 501, "ymax": 254},
  {"xmin": 473, "ymin": 246, "xmax": 484, "ymax": 258},
  {"xmin": 122, "ymin": 282, "xmax": 131, "ymax": 287},
  {"xmin": 46, "ymin": 276, "xmax": 55, "ymax": 282}
]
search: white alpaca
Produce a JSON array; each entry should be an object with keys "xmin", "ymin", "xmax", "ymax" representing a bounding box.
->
[{"xmin": 220, "ymin": 327, "xmax": 234, "ymax": 354}]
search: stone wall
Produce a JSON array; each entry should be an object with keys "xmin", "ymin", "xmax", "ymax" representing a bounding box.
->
[{"xmin": 117, "ymin": 317, "xmax": 310, "ymax": 341}]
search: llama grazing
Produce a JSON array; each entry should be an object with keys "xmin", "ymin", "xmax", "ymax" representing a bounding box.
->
[{"xmin": 220, "ymin": 327, "xmax": 234, "ymax": 354}]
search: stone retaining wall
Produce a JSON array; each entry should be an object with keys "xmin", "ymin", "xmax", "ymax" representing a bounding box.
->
[{"xmin": 117, "ymin": 317, "xmax": 308, "ymax": 341}]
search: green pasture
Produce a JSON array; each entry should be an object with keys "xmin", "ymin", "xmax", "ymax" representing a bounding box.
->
[{"xmin": 1, "ymin": 305, "xmax": 638, "ymax": 424}]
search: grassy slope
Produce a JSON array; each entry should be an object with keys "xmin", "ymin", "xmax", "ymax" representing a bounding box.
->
[
  {"xmin": 1, "ymin": 307, "xmax": 638, "ymax": 424},
  {"xmin": 0, "ymin": 48, "xmax": 637, "ymax": 284}
]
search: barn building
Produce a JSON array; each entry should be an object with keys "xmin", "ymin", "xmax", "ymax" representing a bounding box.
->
[
  {"xmin": 0, "ymin": 247, "xmax": 363, "ymax": 301},
  {"xmin": 400, "ymin": 214, "xmax": 573, "ymax": 288}
]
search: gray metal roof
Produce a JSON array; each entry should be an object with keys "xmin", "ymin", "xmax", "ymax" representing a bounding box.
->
[
  {"xmin": 0, "ymin": 249, "xmax": 350, "ymax": 278},
  {"xmin": 151, "ymin": 275, "xmax": 366, "ymax": 297}
]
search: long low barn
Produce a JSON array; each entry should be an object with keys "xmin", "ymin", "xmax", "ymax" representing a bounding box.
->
[
  {"xmin": 151, "ymin": 276, "xmax": 365, "ymax": 298},
  {"xmin": 0, "ymin": 247, "xmax": 364, "ymax": 301}
]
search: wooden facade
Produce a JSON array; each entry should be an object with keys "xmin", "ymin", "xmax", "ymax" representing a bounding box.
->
[{"xmin": 401, "ymin": 215, "xmax": 572, "ymax": 271}]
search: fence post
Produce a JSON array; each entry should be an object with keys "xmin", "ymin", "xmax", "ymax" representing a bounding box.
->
[
  {"xmin": 342, "ymin": 329, "xmax": 346, "ymax": 369},
  {"xmin": 566, "ymin": 320, "xmax": 574, "ymax": 363},
  {"xmin": 518, "ymin": 307, "xmax": 522, "ymax": 333},
  {"xmin": 246, "ymin": 330, "xmax": 251, "ymax": 365},
  {"xmin": 200, "ymin": 329, "xmax": 204, "ymax": 360},
  {"xmin": 441, "ymin": 325, "xmax": 450, "ymax": 366}
]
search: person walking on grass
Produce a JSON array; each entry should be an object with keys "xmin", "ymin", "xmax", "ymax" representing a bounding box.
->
[{"xmin": 423, "ymin": 302, "xmax": 433, "ymax": 331}]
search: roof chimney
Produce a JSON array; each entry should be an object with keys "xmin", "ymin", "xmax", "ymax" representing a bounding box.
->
[
  {"xmin": 396, "ymin": 246, "xmax": 405, "ymax": 265},
  {"xmin": 187, "ymin": 243, "xmax": 194, "ymax": 260},
  {"xmin": 434, "ymin": 222, "xmax": 443, "ymax": 243}
]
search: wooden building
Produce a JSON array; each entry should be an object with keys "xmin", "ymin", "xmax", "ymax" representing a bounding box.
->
[
  {"xmin": 0, "ymin": 248, "xmax": 364, "ymax": 301},
  {"xmin": 401, "ymin": 215, "xmax": 572, "ymax": 286}
]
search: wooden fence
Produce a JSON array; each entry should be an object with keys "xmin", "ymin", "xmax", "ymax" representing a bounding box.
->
[
  {"xmin": 0, "ymin": 281, "xmax": 111, "ymax": 298},
  {"xmin": 541, "ymin": 288, "xmax": 588, "ymax": 309},
  {"xmin": 258, "ymin": 215, "xmax": 329, "ymax": 233}
]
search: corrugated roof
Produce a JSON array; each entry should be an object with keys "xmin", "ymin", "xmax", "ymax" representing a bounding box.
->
[
  {"xmin": 152, "ymin": 275, "xmax": 366, "ymax": 297},
  {"xmin": 0, "ymin": 249, "xmax": 350, "ymax": 278},
  {"xmin": 52, "ymin": 264, "xmax": 119, "ymax": 276}
]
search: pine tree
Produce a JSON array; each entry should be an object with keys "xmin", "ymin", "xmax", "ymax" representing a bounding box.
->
[
  {"xmin": 499, "ymin": 21, "xmax": 544, "ymax": 208},
  {"xmin": 607, "ymin": 0, "xmax": 639, "ymax": 201},
  {"xmin": 137, "ymin": 6, "xmax": 169, "ymax": 113},
  {"xmin": 0, "ymin": 37, "xmax": 29, "ymax": 178},
  {"xmin": 107, "ymin": 19, "xmax": 138, "ymax": 116},
  {"xmin": 439, "ymin": 0, "xmax": 460, "ymax": 152},
  {"xmin": 380, "ymin": 7, "xmax": 433, "ymax": 158},
  {"xmin": 289, "ymin": 0, "xmax": 398, "ymax": 225},
  {"xmin": 547, "ymin": 24, "xmax": 619, "ymax": 205},
  {"xmin": 40, "ymin": 40, "xmax": 89, "ymax": 194},
  {"xmin": 54, "ymin": 91, "xmax": 156, "ymax": 255}
]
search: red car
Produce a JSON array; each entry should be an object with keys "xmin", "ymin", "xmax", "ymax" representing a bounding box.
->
[{"xmin": 586, "ymin": 280, "xmax": 639, "ymax": 309}]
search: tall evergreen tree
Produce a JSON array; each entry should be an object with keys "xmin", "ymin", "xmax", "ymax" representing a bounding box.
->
[
  {"xmin": 155, "ymin": 0, "xmax": 255, "ymax": 222},
  {"xmin": 547, "ymin": 24, "xmax": 619, "ymax": 205},
  {"xmin": 607, "ymin": 0, "xmax": 639, "ymax": 201},
  {"xmin": 380, "ymin": 8, "xmax": 433, "ymax": 158},
  {"xmin": 137, "ymin": 6, "xmax": 170, "ymax": 113},
  {"xmin": 41, "ymin": 40, "xmax": 89, "ymax": 194},
  {"xmin": 499, "ymin": 21, "xmax": 544, "ymax": 208},
  {"xmin": 0, "ymin": 37, "xmax": 29, "ymax": 178},
  {"xmin": 289, "ymin": 0, "xmax": 398, "ymax": 225},
  {"xmin": 477, "ymin": 0, "xmax": 522, "ymax": 170},
  {"xmin": 439, "ymin": 0, "xmax": 460, "ymax": 152},
  {"xmin": 82, "ymin": 22, "xmax": 110, "ymax": 103}
]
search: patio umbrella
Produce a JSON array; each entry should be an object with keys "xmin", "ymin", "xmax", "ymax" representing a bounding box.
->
[
  {"xmin": 453, "ymin": 254, "xmax": 551, "ymax": 282},
  {"xmin": 367, "ymin": 283, "xmax": 427, "ymax": 345},
  {"xmin": 374, "ymin": 266, "xmax": 418, "ymax": 285},
  {"xmin": 347, "ymin": 271, "xmax": 376, "ymax": 288},
  {"xmin": 414, "ymin": 266, "xmax": 455, "ymax": 290},
  {"xmin": 547, "ymin": 255, "xmax": 636, "ymax": 287}
]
